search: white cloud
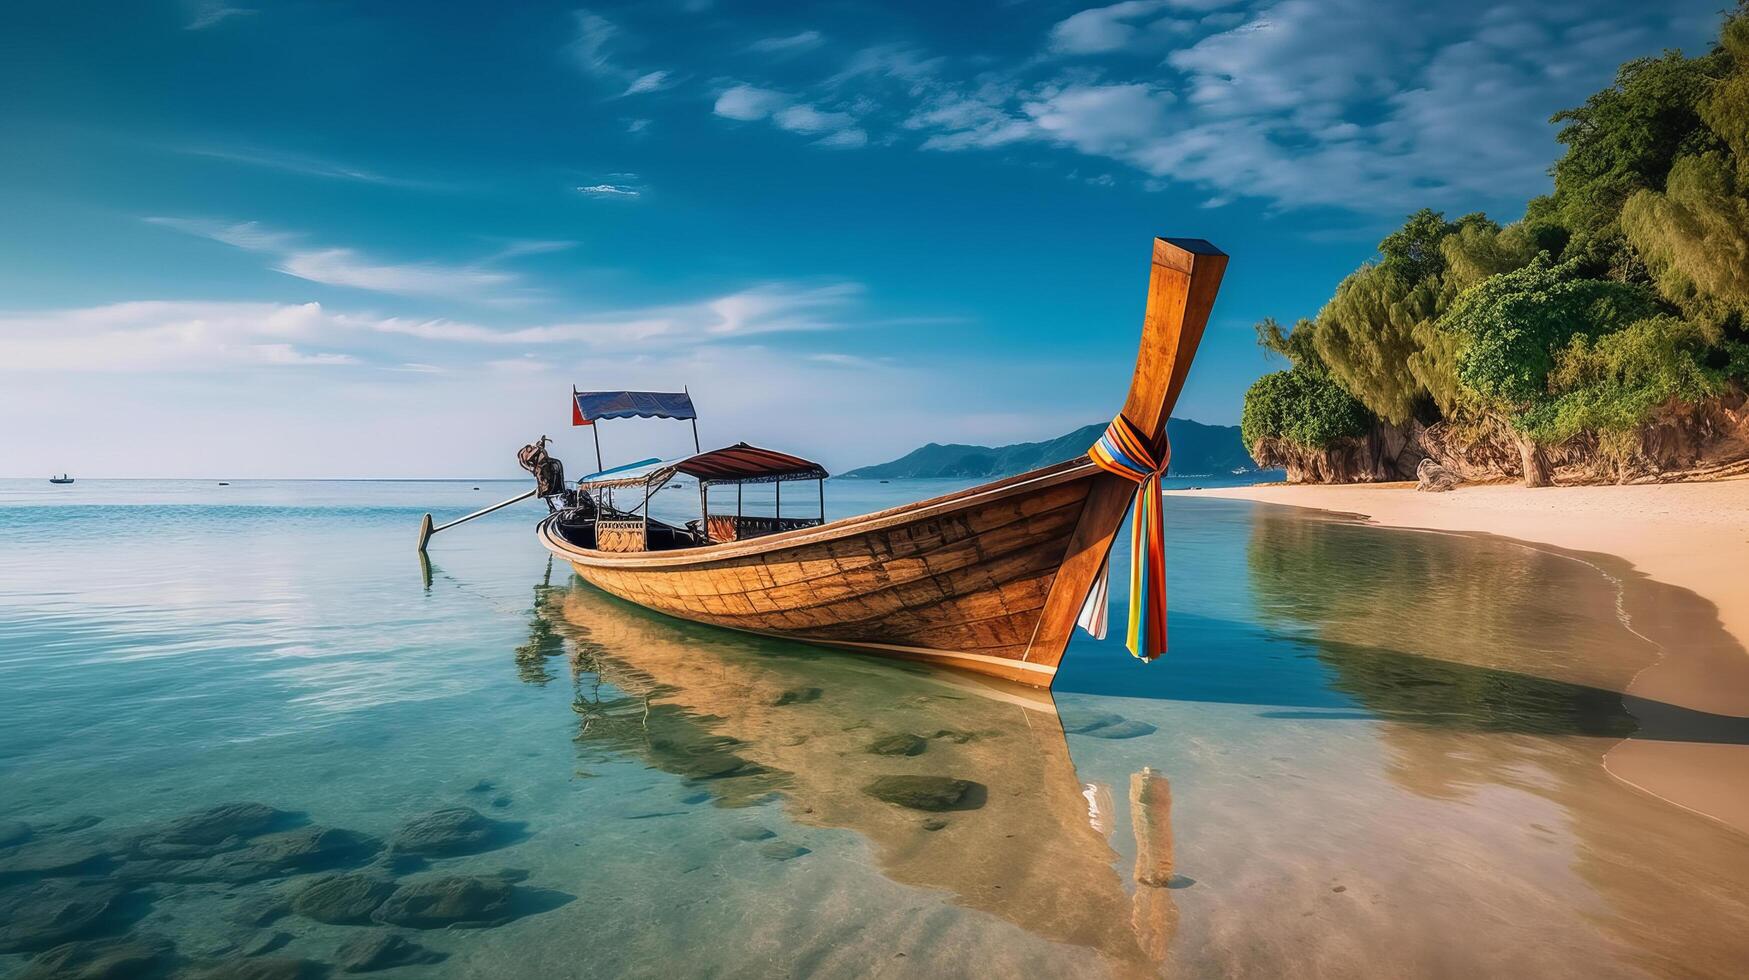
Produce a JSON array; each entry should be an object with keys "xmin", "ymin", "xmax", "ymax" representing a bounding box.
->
[
  {"xmin": 891, "ymin": 0, "xmax": 1719, "ymax": 212},
  {"xmin": 145, "ymin": 217, "xmax": 297, "ymax": 252},
  {"xmin": 1023, "ymin": 84, "xmax": 1176, "ymax": 153},
  {"xmin": 148, "ymin": 217, "xmax": 524, "ymax": 301},
  {"xmin": 749, "ymin": 31, "xmax": 824, "ymax": 54},
  {"xmin": 570, "ymin": 11, "xmax": 622, "ymax": 77},
  {"xmin": 815, "ymin": 128, "xmax": 869, "ymax": 148},
  {"xmin": 1049, "ymin": 1, "xmax": 1172, "ymax": 54},
  {"xmin": 713, "ymin": 84, "xmax": 866, "ymax": 147},
  {"xmin": 826, "ymin": 44, "xmax": 943, "ymax": 87},
  {"xmin": 714, "ymin": 85, "xmax": 789, "ymax": 121},
  {"xmin": 0, "ymin": 301, "xmax": 355, "ymax": 372},
  {"xmin": 569, "ymin": 9, "xmax": 674, "ymax": 98},
  {"xmin": 773, "ymin": 104, "xmax": 855, "ymax": 135},
  {"xmin": 623, "ymin": 70, "xmax": 672, "ymax": 96},
  {"xmin": 184, "ymin": 0, "xmax": 254, "ymax": 30},
  {"xmin": 166, "ymin": 144, "xmax": 433, "ymax": 188},
  {"xmin": 577, "ymin": 183, "xmax": 641, "ymax": 197},
  {"xmin": 275, "ymin": 249, "xmax": 516, "ymax": 299},
  {"xmin": 0, "ymin": 283, "xmax": 868, "ymax": 374}
]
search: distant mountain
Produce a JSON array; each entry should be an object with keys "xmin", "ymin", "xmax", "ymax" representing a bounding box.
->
[{"xmin": 842, "ymin": 418, "xmax": 1256, "ymax": 480}]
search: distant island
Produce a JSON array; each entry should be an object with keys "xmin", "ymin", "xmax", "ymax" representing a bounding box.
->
[{"xmin": 843, "ymin": 418, "xmax": 1257, "ymax": 480}]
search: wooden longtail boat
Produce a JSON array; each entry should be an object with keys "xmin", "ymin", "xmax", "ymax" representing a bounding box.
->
[{"xmin": 536, "ymin": 237, "xmax": 1227, "ymax": 688}]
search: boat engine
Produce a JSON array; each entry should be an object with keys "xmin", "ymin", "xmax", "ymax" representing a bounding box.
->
[{"xmin": 517, "ymin": 436, "xmax": 567, "ymax": 511}]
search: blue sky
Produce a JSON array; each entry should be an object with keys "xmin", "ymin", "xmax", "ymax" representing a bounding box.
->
[{"xmin": 0, "ymin": 0, "xmax": 1724, "ymax": 477}]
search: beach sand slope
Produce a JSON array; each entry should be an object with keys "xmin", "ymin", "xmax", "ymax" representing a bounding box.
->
[{"xmin": 1178, "ymin": 479, "xmax": 1749, "ymax": 836}]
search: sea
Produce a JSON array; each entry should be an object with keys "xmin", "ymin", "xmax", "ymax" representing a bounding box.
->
[{"xmin": 2, "ymin": 476, "xmax": 1747, "ymax": 978}]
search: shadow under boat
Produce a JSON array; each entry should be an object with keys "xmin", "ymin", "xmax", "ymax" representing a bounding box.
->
[{"xmin": 522, "ymin": 577, "xmax": 1184, "ymax": 974}]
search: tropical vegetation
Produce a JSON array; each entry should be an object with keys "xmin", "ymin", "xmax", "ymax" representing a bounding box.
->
[{"xmin": 1243, "ymin": 4, "xmax": 1749, "ymax": 485}]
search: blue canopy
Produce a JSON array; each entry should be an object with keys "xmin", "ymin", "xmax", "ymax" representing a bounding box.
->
[{"xmin": 573, "ymin": 390, "xmax": 697, "ymax": 424}]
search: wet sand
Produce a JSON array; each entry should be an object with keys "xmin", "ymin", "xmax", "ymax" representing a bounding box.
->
[{"xmin": 1177, "ymin": 480, "xmax": 1749, "ymax": 835}]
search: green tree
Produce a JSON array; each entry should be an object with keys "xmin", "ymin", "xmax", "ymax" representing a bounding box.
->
[
  {"xmin": 1440, "ymin": 257, "xmax": 1662, "ymax": 483},
  {"xmin": 1621, "ymin": 152, "xmax": 1749, "ymax": 322},
  {"xmin": 1531, "ymin": 314, "xmax": 1746, "ymax": 451},
  {"xmin": 1314, "ymin": 264, "xmax": 1438, "ymax": 424},
  {"xmin": 1618, "ymin": 18, "xmax": 1749, "ymax": 324},
  {"xmin": 1548, "ymin": 46, "xmax": 1727, "ymax": 275},
  {"xmin": 1241, "ymin": 318, "xmax": 1373, "ymax": 455}
]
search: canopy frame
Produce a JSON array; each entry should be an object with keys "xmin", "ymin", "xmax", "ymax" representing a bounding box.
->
[
  {"xmin": 571, "ymin": 443, "xmax": 830, "ymax": 551},
  {"xmin": 572, "ymin": 387, "xmax": 701, "ymax": 471}
]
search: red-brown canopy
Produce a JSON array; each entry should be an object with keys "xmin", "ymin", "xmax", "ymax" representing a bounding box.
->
[{"xmin": 676, "ymin": 443, "xmax": 828, "ymax": 485}]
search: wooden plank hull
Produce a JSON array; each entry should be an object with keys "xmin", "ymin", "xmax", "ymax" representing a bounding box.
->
[
  {"xmin": 534, "ymin": 237, "xmax": 1229, "ymax": 688},
  {"xmin": 540, "ymin": 460, "xmax": 1120, "ymax": 686}
]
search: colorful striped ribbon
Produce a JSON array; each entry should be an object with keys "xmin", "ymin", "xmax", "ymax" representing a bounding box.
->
[{"xmin": 1087, "ymin": 413, "xmax": 1170, "ymax": 660}]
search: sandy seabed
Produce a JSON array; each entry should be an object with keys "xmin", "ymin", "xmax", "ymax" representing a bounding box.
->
[{"xmin": 1178, "ymin": 478, "xmax": 1749, "ymax": 836}]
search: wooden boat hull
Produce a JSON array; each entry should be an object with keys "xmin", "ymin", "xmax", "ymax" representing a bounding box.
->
[
  {"xmin": 540, "ymin": 459, "xmax": 1119, "ymax": 685},
  {"xmin": 535, "ymin": 237, "xmax": 1228, "ymax": 688}
]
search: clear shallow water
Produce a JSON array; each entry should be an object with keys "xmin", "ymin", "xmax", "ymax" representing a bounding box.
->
[{"xmin": 2, "ymin": 478, "xmax": 1748, "ymax": 978}]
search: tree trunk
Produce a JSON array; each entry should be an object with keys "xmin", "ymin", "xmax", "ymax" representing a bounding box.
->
[{"xmin": 1518, "ymin": 436, "xmax": 1552, "ymax": 487}]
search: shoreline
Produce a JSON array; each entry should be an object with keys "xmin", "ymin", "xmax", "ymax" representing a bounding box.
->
[{"xmin": 1177, "ymin": 479, "xmax": 1749, "ymax": 836}]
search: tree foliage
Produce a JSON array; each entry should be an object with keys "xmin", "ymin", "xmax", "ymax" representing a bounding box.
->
[
  {"xmin": 1622, "ymin": 152, "xmax": 1749, "ymax": 322},
  {"xmin": 1441, "ymin": 256, "xmax": 1660, "ymax": 417},
  {"xmin": 1529, "ymin": 314, "xmax": 1745, "ymax": 445},
  {"xmin": 1548, "ymin": 48, "xmax": 1727, "ymax": 274},
  {"xmin": 1240, "ymin": 4, "xmax": 1749, "ymax": 471},
  {"xmin": 1241, "ymin": 318, "xmax": 1373, "ymax": 453}
]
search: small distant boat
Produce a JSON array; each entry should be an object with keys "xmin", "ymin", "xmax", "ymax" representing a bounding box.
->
[
  {"xmin": 218, "ymin": 482, "xmax": 230, "ymax": 486},
  {"xmin": 525, "ymin": 238, "xmax": 1227, "ymax": 688},
  {"xmin": 49, "ymin": 474, "xmax": 74, "ymax": 484}
]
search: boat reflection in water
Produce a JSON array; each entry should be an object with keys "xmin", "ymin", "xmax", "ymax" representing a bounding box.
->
[{"xmin": 523, "ymin": 578, "xmax": 1180, "ymax": 975}]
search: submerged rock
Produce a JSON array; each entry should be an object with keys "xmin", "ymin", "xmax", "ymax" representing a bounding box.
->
[
  {"xmin": 17, "ymin": 934, "xmax": 173, "ymax": 980},
  {"xmin": 770, "ymin": 687, "xmax": 822, "ymax": 706},
  {"xmin": 141, "ymin": 802, "xmax": 291, "ymax": 849},
  {"xmin": 291, "ymin": 873, "xmax": 396, "ymax": 925},
  {"xmin": 35, "ymin": 816, "xmax": 103, "ymax": 836},
  {"xmin": 389, "ymin": 807, "xmax": 506, "ymax": 858},
  {"xmin": 865, "ymin": 733, "xmax": 928, "ymax": 757},
  {"xmin": 674, "ymin": 752, "xmax": 759, "ymax": 781},
  {"xmin": 336, "ymin": 932, "xmax": 446, "ymax": 973},
  {"xmin": 373, "ymin": 875, "xmax": 513, "ymax": 929},
  {"xmin": 118, "ymin": 825, "xmax": 379, "ymax": 885},
  {"xmin": 186, "ymin": 957, "xmax": 324, "ymax": 980},
  {"xmin": 225, "ymin": 892, "xmax": 292, "ymax": 927},
  {"xmin": 0, "ymin": 836, "xmax": 114, "ymax": 879},
  {"xmin": 237, "ymin": 826, "xmax": 382, "ymax": 874},
  {"xmin": 863, "ymin": 776, "xmax": 984, "ymax": 812},
  {"xmin": 1081, "ymin": 719, "xmax": 1157, "ymax": 739},
  {"xmin": 240, "ymin": 930, "xmax": 293, "ymax": 957},
  {"xmin": 1059, "ymin": 710, "xmax": 1157, "ymax": 740},
  {"xmin": 930, "ymin": 729, "xmax": 978, "ymax": 744},
  {"xmin": 0, "ymin": 879, "xmax": 128, "ymax": 953},
  {"xmin": 0, "ymin": 820, "xmax": 31, "ymax": 848},
  {"xmin": 729, "ymin": 826, "xmax": 776, "ymax": 842},
  {"xmin": 758, "ymin": 841, "xmax": 810, "ymax": 862}
]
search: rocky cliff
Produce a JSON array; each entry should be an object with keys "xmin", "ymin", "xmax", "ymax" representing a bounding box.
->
[{"xmin": 1251, "ymin": 390, "xmax": 1749, "ymax": 486}]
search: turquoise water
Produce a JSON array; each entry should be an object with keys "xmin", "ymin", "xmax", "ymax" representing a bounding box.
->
[{"xmin": 3, "ymin": 477, "xmax": 1748, "ymax": 978}]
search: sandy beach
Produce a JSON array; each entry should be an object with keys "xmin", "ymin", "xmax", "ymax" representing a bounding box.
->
[{"xmin": 1179, "ymin": 479, "xmax": 1749, "ymax": 836}]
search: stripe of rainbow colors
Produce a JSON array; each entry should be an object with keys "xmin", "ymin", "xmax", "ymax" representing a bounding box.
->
[{"xmin": 1088, "ymin": 413, "xmax": 1170, "ymax": 660}]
